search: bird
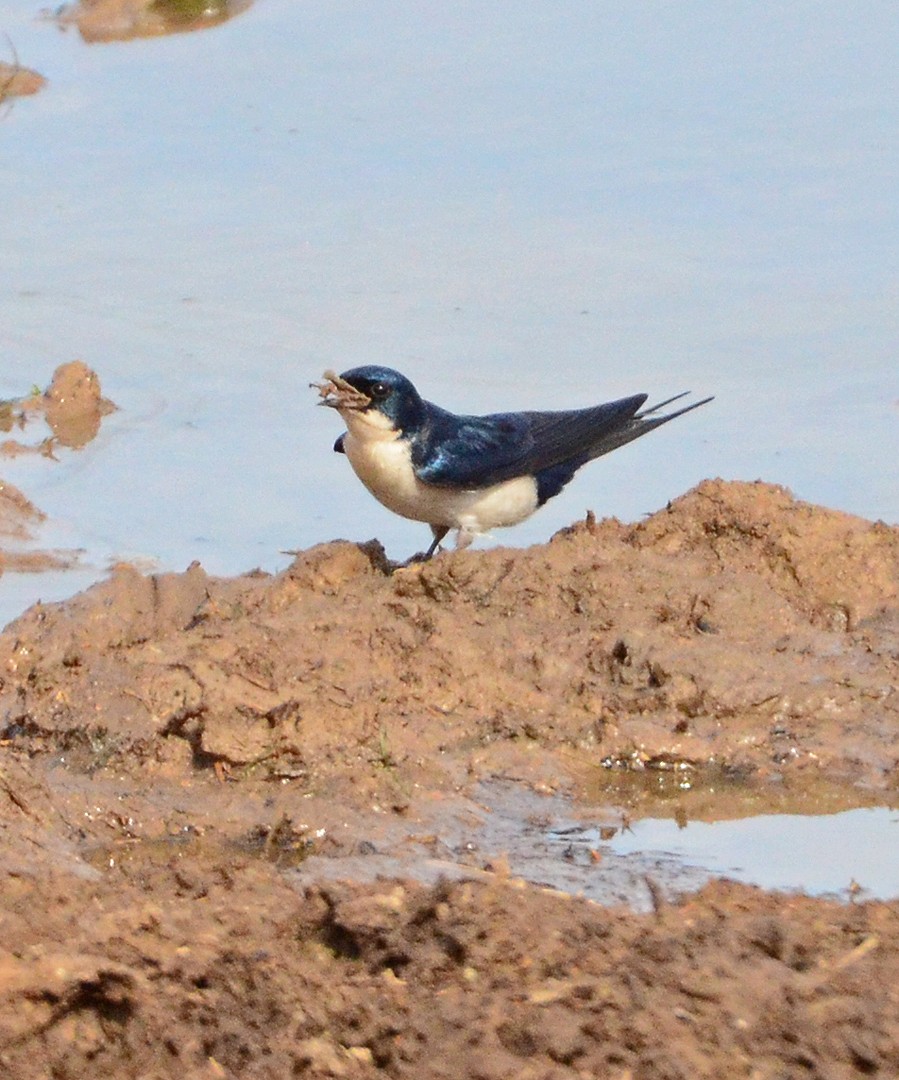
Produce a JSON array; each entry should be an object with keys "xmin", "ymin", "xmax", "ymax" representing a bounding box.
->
[{"xmin": 313, "ymin": 365, "xmax": 712, "ymax": 560}]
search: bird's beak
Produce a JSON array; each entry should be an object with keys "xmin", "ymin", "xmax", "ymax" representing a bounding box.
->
[{"xmin": 310, "ymin": 370, "xmax": 371, "ymax": 411}]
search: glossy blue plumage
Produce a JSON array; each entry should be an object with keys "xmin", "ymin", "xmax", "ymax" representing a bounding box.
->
[{"xmin": 408, "ymin": 397, "xmax": 650, "ymax": 498}]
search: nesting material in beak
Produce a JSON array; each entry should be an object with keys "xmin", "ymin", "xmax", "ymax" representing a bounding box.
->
[{"xmin": 310, "ymin": 370, "xmax": 372, "ymax": 411}]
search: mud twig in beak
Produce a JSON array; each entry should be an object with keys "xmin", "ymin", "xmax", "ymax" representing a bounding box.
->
[{"xmin": 310, "ymin": 370, "xmax": 372, "ymax": 411}]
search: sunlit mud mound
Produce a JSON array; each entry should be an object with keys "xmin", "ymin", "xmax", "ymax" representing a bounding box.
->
[
  {"xmin": 1, "ymin": 478, "xmax": 899, "ymax": 1080},
  {"xmin": 2, "ymin": 478, "xmax": 897, "ymax": 795},
  {"xmin": 55, "ymin": 0, "xmax": 253, "ymax": 42}
]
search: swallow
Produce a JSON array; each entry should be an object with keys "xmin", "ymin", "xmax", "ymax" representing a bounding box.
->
[{"xmin": 313, "ymin": 366, "xmax": 712, "ymax": 559}]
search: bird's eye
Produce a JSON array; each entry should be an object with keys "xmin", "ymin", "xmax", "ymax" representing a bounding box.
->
[{"xmin": 369, "ymin": 381, "xmax": 388, "ymax": 399}]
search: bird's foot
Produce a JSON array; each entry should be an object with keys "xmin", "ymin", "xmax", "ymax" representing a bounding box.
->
[{"xmin": 401, "ymin": 550, "xmax": 437, "ymax": 566}]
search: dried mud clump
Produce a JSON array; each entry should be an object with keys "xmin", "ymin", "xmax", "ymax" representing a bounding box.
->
[
  {"xmin": 1, "ymin": 360, "xmax": 116, "ymax": 458},
  {"xmin": 42, "ymin": 359, "xmax": 117, "ymax": 449},
  {"xmin": 1, "ymin": 479, "xmax": 897, "ymax": 794}
]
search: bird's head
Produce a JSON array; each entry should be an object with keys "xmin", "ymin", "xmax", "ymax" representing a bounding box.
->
[{"xmin": 313, "ymin": 366, "xmax": 426, "ymax": 434}]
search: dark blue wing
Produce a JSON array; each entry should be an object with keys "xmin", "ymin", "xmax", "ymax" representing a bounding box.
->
[
  {"xmin": 411, "ymin": 407, "xmax": 535, "ymax": 487},
  {"xmin": 411, "ymin": 395, "xmax": 649, "ymax": 489}
]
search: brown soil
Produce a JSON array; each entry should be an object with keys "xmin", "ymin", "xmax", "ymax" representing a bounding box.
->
[
  {"xmin": 0, "ymin": 481, "xmax": 44, "ymax": 542},
  {"xmin": 43, "ymin": 359, "xmax": 117, "ymax": 450},
  {"xmin": 1, "ymin": 478, "xmax": 898, "ymax": 1078}
]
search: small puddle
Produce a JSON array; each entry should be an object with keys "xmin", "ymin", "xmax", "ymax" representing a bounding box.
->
[
  {"xmin": 68, "ymin": 769, "xmax": 899, "ymax": 913},
  {"xmin": 549, "ymin": 807, "xmax": 899, "ymax": 902},
  {"xmin": 290, "ymin": 781, "xmax": 899, "ymax": 912}
]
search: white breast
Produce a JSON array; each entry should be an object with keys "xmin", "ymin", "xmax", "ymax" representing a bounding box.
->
[{"xmin": 340, "ymin": 408, "xmax": 539, "ymax": 542}]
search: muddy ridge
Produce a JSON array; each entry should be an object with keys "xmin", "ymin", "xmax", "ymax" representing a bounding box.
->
[
  {"xmin": 3, "ymin": 479, "xmax": 897, "ymax": 795},
  {"xmin": 1, "ymin": 478, "xmax": 898, "ymax": 1078}
]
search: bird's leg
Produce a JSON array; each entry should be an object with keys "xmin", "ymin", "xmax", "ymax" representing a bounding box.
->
[
  {"xmin": 424, "ymin": 525, "xmax": 450, "ymax": 560},
  {"xmin": 401, "ymin": 526, "xmax": 450, "ymax": 566}
]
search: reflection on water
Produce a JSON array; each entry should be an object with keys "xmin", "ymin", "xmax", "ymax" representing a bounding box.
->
[
  {"xmin": 289, "ymin": 781, "xmax": 899, "ymax": 911},
  {"xmin": 578, "ymin": 807, "xmax": 899, "ymax": 902},
  {"xmin": 566, "ymin": 768, "xmax": 899, "ymax": 900},
  {"xmin": 581, "ymin": 761, "xmax": 890, "ymax": 822}
]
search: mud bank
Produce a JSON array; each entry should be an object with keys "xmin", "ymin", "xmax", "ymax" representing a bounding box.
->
[
  {"xmin": 3, "ymin": 479, "xmax": 897, "ymax": 797},
  {"xmin": 1, "ymin": 478, "xmax": 898, "ymax": 1078}
]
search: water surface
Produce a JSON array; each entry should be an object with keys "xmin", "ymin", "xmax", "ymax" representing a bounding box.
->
[{"xmin": 2, "ymin": 1, "xmax": 897, "ymax": 627}]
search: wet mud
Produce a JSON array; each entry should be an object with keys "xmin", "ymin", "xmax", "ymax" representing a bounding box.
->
[
  {"xmin": 0, "ymin": 481, "xmax": 71, "ymax": 573},
  {"xmin": 54, "ymin": 0, "xmax": 253, "ymax": 43},
  {"xmin": 1, "ymin": 360, "xmax": 116, "ymax": 459},
  {"xmin": 0, "ymin": 361, "xmax": 115, "ymax": 575},
  {"xmin": 1, "ymin": 478, "xmax": 898, "ymax": 1077},
  {"xmin": 0, "ymin": 60, "xmax": 46, "ymax": 100}
]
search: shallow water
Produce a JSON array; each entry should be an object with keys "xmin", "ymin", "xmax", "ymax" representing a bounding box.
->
[
  {"xmin": 31, "ymin": 762, "xmax": 899, "ymax": 912},
  {"xmin": 288, "ymin": 782, "xmax": 899, "ymax": 911},
  {"xmin": 555, "ymin": 807, "xmax": 899, "ymax": 903},
  {"xmin": 2, "ymin": 1, "xmax": 898, "ymax": 628}
]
